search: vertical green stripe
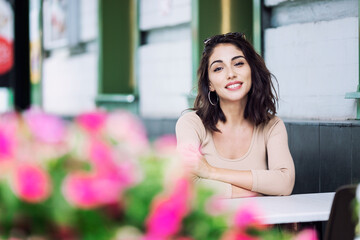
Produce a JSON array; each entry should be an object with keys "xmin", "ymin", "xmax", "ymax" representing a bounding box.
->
[
  {"xmin": 191, "ymin": 0, "xmax": 199, "ymax": 90},
  {"xmin": 130, "ymin": 0, "xmax": 138, "ymax": 95},
  {"xmin": 98, "ymin": 0, "xmax": 134, "ymax": 94},
  {"xmin": 252, "ymin": 0, "xmax": 262, "ymax": 54}
]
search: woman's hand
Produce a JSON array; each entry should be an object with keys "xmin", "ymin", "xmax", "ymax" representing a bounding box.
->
[{"xmin": 179, "ymin": 144, "xmax": 213, "ymax": 179}]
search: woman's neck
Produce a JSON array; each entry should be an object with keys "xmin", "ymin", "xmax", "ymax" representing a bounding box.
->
[{"xmin": 219, "ymin": 98, "xmax": 248, "ymax": 127}]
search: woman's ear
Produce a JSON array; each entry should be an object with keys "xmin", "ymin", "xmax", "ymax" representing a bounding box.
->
[{"xmin": 209, "ymin": 83, "xmax": 214, "ymax": 92}]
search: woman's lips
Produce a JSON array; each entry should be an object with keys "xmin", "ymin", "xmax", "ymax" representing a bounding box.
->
[{"xmin": 225, "ymin": 82, "xmax": 243, "ymax": 90}]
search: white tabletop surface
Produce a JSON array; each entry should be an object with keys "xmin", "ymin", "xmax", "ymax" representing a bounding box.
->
[{"xmin": 222, "ymin": 192, "xmax": 335, "ymax": 224}]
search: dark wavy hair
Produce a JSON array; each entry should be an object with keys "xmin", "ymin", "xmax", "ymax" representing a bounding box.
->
[{"xmin": 193, "ymin": 32, "xmax": 278, "ymax": 132}]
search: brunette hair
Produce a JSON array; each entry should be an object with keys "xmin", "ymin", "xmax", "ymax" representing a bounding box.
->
[{"xmin": 193, "ymin": 32, "xmax": 278, "ymax": 132}]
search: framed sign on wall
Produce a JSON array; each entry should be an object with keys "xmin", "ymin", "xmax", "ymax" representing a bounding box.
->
[
  {"xmin": 43, "ymin": 0, "xmax": 79, "ymax": 50},
  {"xmin": 43, "ymin": 0, "xmax": 68, "ymax": 49},
  {"xmin": 0, "ymin": 0, "xmax": 14, "ymax": 87}
]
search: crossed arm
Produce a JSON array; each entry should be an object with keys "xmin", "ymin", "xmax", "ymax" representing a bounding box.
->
[
  {"xmin": 178, "ymin": 143, "xmax": 258, "ymax": 198},
  {"xmin": 175, "ymin": 114, "xmax": 295, "ymax": 198}
]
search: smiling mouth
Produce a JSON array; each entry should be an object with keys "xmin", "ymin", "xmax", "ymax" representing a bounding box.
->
[{"xmin": 225, "ymin": 82, "xmax": 243, "ymax": 89}]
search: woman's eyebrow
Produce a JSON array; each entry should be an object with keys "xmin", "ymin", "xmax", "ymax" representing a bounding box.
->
[
  {"xmin": 209, "ymin": 55, "xmax": 245, "ymax": 68},
  {"xmin": 232, "ymin": 55, "xmax": 245, "ymax": 61},
  {"xmin": 209, "ymin": 60, "xmax": 223, "ymax": 68}
]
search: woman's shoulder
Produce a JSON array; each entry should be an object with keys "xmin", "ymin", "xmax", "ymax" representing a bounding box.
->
[
  {"xmin": 178, "ymin": 110, "xmax": 200, "ymax": 121},
  {"xmin": 176, "ymin": 111, "xmax": 206, "ymax": 134},
  {"xmin": 177, "ymin": 111, "xmax": 203, "ymax": 127},
  {"xmin": 265, "ymin": 116, "xmax": 283, "ymax": 129},
  {"xmin": 260, "ymin": 116, "xmax": 286, "ymax": 139}
]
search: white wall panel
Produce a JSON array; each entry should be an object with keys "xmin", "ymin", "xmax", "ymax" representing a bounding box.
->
[
  {"xmin": 139, "ymin": 40, "xmax": 192, "ymax": 118},
  {"xmin": 43, "ymin": 52, "xmax": 97, "ymax": 116},
  {"xmin": 139, "ymin": 0, "xmax": 191, "ymax": 30},
  {"xmin": 79, "ymin": 0, "xmax": 98, "ymax": 41},
  {"xmin": 0, "ymin": 88, "xmax": 9, "ymax": 113},
  {"xmin": 265, "ymin": 17, "xmax": 358, "ymax": 120}
]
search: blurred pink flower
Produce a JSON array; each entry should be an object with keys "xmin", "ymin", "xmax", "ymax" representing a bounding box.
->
[
  {"xmin": 12, "ymin": 163, "xmax": 51, "ymax": 203},
  {"xmin": 89, "ymin": 139, "xmax": 116, "ymax": 174},
  {"xmin": 93, "ymin": 173, "xmax": 123, "ymax": 205},
  {"xmin": 63, "ymin": 164, "xmax": 135, "ymax": 209},
  {"xmin": 105, "ymin": 111, "xmax": 148, "ymax": 154},
  {"xmin": 0, "ymin": 127, "xmax": 16, "ymax": 161},
  {"xmin": 88, "ymin": 139, "xmax": 138, "ymax": 187},
  {"xmin": 234, "ymin": 201, "xmax": 264, "ymax": 230},
  {"xmin": 93, "ymin": 163, "xmax": 137, "ymax": 204},
  {"xmin": 24, "ymin": 108, "xmax": 66, "ymax": 143},
  {"xmin": 177, "ymin": 144, "xmax": 203, "ymax": 176},
  {"xmin": 62, "ymin": 172, "xmax": 100, "ymax": 209},
  {"xmin": 0, "ymin": 111, "xmax": 19, "ymax": 131},
  {"xmin": 113, "ymin": 160, "xmax": 139, "ymax": 187},
  {"xmin": 221, "ymin": 229, "xmax": 259, "ymax": 240},
  {"xmin": 221, "ymin": 201, "xmax": 265, "ymax": 240},
  {"xmin": 205, "ymin": 196, "xmax": 225, "ymax": 216},
  {"xmin": 293, "ymin": 229, "xmax": 318, "ymax": 240},
  {"xmin": 145, "ymin": 178, "xmax": 191, "ymax": 239},
  {"xmin": 153, "ymin": 134, "xmax": 177, "ymax": 156},
  {"xmin": 76, "ymin": 110, "xmax": 107, "ymax": 134}
]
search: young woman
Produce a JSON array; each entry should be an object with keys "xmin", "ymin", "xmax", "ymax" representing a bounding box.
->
[{"xmin": 176, "ymin": 32, "xmax": 295, "ymax": 198}]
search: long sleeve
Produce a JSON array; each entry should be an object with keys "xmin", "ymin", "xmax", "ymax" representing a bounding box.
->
[
  {"xmin": 175, "ymin": 112, "xmax": 233, "ymax": 198},
  {"xmin": 251, "ymin": 119, "xmax": 295, "ymax": 195}
]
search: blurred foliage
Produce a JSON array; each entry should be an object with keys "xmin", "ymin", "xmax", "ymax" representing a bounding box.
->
[{"xmin": 0, "ymin": 109, "xmax": 323, "ymax": 240}]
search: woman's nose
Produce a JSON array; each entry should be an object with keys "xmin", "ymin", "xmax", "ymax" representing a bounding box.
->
[{"xmin": 227, "ymin": 68, "xmax": 236, "ymax": 79}]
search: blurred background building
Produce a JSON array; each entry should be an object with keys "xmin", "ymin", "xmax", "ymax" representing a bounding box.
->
[{"xmin": 0, "ymin": 0, "xmax": 359, "ymax": 194}]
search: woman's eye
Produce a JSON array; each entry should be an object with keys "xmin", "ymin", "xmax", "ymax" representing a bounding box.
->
[
  {"xmin": 214, "ymin": 67, "xmax": 222, "ymax": 72},
  {"xmin": 235, "ymin": 62, "xmax": 244, "ymax": 66}
]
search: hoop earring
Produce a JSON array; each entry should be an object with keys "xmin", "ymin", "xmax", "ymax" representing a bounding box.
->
[{"xmin": 208, "ymin": 91, "xmax": 219, "ymax": 106}]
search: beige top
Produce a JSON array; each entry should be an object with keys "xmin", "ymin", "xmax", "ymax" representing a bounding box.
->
[{"xmin": 175, "ymin": 111, "xmax": 295, "ymax": 198}]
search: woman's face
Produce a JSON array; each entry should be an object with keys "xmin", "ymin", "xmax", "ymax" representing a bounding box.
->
[{"xmin": 208, "ymin": 43, "xmax": 252, "ymax": 105}]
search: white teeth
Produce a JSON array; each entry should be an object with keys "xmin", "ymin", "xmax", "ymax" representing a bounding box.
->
[{"xmin": 227, "ymin": 83, "xmax": 241, "ymax": 89}]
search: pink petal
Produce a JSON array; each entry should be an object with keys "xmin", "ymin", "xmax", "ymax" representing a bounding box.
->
[
  {"xmin": 92, "ymin": 174, "xmax": 122, "ymax": 204},
  {"xmin": 12, "ymin": 164, "xmax": 51, "ymax": 203},
  {"xmin": 24, "ymin": 108, "xmax": 66, "ymax": 143},
  {"xmin": 0, "ymin": 128, "xmax": 15, "ymax": 160},
  {"xmin": 221, "ymin": 229, "xmax": 259, "ymax": 240},
  {"xmin": 105, "ymin": 111, "xmax": 148, "ymax": 154},
  {"xmin": 293, "ymin": 229, "xmax": 318, "ymax": 240},
  {"xmin": 76, "ymin": 111, "xmax": 107, "ymax": 134},
  {"xmin": 88, "ymin": 139, "xmax": 136, "ymax": 188},
  {"xmin": 146, "ymin": 200, "xmax": 183, "ymax": 237},
  {"xmin": 89, "ymin": 139, "xmax": 116, "ymax": 173},
  {"xmin": 63, "ymin": 169, "xmax": 131, "ymax": 208},
  {"xmin": 146, "ymin": 178, "xmax": 191, "ymax": 238},
  {"xmin": 205, "ymin": 196, "xmax": 225, "ymax": 216},
  {"xmin": 234, "ymin": 201, "xmax": 263, "ymax": 229},
  {"xmin": 62, "ymin": 172, "xmax": 100, "ymax": 209},
  {"xmin": 153, "ymin": 134, "xmax": 177, "ymax": 156}
]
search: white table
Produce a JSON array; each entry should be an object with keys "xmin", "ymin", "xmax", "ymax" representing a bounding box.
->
[{"xmin": 222, "ymin": 192, "xmax": 335, "ymax": 225}]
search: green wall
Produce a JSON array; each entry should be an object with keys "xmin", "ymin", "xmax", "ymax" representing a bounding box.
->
[
  {"xmin": 97, "ymin": 0, "xmax": 138, "ymax": 112},
  {"xmin": 98, "ymin": 0, "xmax": 136, "ymax": 94}
]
